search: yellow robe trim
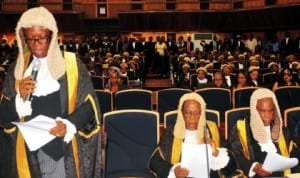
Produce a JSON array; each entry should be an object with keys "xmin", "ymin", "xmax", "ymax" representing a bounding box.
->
[
  {"xmin": 278, "ymin": 133, "xmax": 291, "ymax": 176},
  {"xmin": 207, "ymin": 121, "xmax": 220, "ymax": 148},
  {"xmin": 15, "ymin": 51, "xmax": 32, "ymax": 178},
  {"xmin": 78, "ymin": 94, "xmax": 100, "ymax": 138},
  {"xmin": 64, "ymin": 51, "xmax": 80, "ymax": 178},
  {"xmin": 236, "ymin": 119, "xmax": 250, "ymax": 160},
  {"xmin": 16, "ymin": 117, "xmax": 31, "ymax": 178},
  {"xmin": 171, "ymin": 137, "xmax": 182, "ymax": 165}
]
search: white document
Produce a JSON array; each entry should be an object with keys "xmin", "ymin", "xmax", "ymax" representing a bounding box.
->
[
  {"xmin": 262, "ymin": 151, "xmax": 298, "ymax": 172},
  {"xmin": 181, "ymin": 142, "xmax": 212, "ymax": 178},
  {"xmin": 12, "ymin": 115, "xmax": 56, "ymax": 151}
]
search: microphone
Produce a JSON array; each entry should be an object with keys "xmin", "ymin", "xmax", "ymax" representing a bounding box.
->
[
  {"xmin": 204, "ymin": 125, "xmax": 210, "ymax": 178},
  {"xmin": 25, "ymin": 59, "xmax": 41, "ymax": 101}
]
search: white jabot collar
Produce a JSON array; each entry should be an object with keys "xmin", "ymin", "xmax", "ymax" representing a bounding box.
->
[
  {"xmin": 184, "ymin": 129, "xmax": 198, "ymax": 144},
  {"xmin": 24, "ymin": 56, "xmax": 60, "ymax": 97},
  {"xmin": 258, "ymin": 126, "xmax": 277, "ymax": 153}
]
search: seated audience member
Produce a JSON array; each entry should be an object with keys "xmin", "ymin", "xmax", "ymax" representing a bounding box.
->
[
  {"xmin": 104, "ymin": 66, "xmax": 128, "ymax": 94},
  {"xmin": 232, "ymin": 70, "xmax": 250, "ymax": 90},
  {"xmin": 272, "ymin": 67, "xmax": 299, "ymax": 91},
  {"xmin": 101, "ymin": 63, "xmax": 109, "ymax": 77},
  {"xmin": 248, "ymin": 66, "xmax": 262, "ymax": 87},
  {"xmin": 191, "ymin": 67, "xmax": 212, "ymax": 90},
  {"xmin": 221, "ymin": 64, "xmax": 236, "ymax": 89},
  {"xmin": 228, "ymin": 88, "xmax": 300, "ymax": 177},
  {"xmin": 205, "ymin": 63, "xmax": 214, "ymax": 80},
  {"xmin": 177, "ymin": 64, "xmax": 191, "ymax": 89},
  {"xmin": 149, "ymin": 93, "xmax": 238, "ymax": 178},
  {"xmin": 119, "ymin": 62, "xmax": 129, "ymax": 78},
  {"xmin": 206, "ymin": 71, "xmax": 228, "ymax": 88},
  {"xmin": 267, "ymin": 62, "xmax": 280, "ymax": 74}
]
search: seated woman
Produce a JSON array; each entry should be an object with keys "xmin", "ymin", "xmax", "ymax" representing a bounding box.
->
[
  {"xmin": 104, "ymin": 66, "xmax": 128, "ymax": 94},
  {"xmin": 228, "ymin": 88, "xmax": 300, "ymax": 177},
  {"xmin": 272, "ymin": 67, "xmax": 299, "ymax": 91},
  {"xmin": 149, "ymin": 92, "xmax": 237, "ymax": 178},
  {"xmin": 232, "ymin": 70, "xmax": 250, "ymax": 90}
]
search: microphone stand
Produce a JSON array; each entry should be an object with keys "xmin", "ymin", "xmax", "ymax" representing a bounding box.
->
[{"xmin": 204, "ymin": 125, "xmax": 210, "ymax": 178}]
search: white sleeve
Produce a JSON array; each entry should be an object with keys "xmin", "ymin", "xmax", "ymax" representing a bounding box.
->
[
  {"xmin": 167, "ymin": 163, "xmax": 181, "ymax": 178},
  {"xmin": 56, "ymin": 117, "xmax": 77, "ymax": 143},
  {"xmin": 15, "ymin": 93, "xmax": 32, "ymax": 118},
  {"xmin": 211, "ymin": 148, "xmax": 230, "ymax": 171},
  {"xmin": 248, "ymin": 162, "xmax": 259, "ymax": 177}
]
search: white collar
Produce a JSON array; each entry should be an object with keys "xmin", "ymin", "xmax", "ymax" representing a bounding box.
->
[{"xmin": 24, "ymin": 57, "xmax": 60, "ymax": 97}]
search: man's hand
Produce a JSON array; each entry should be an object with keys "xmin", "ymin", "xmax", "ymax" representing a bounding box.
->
[
  {"xmin": 200, "ymin": 137, "xmax": 219, "ymax": 156},
  {"xmin": 49, "ymin": 120, "xmax": 66, "ymax": 137},
  {"xmin": 253, "ymin": 163, "xmax": 272, "ymax": 177},
  {"xmin": 19, "ymin": 76, "xmax": 36, "ymax": 101},
  {"xmin": 174, "ymin": 165, "xmax": 189, "ymax": 178}
]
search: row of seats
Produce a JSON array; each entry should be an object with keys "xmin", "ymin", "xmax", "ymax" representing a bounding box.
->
[
  {"xmin": 96, "ymin": 86, "xmax": 300, "ymax": 123},
  {"xmin": 102, "ymin": 107, "xmax": 300, "ymax": 177}
]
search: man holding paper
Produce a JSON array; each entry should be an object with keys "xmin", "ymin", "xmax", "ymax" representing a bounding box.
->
[
  {"xmin": 228, "ymin": 88, "xmax": 300, "ymax": 177},
  {"xmin": 0, "ymin": 7, "xmax": 101, "ymax": 178},
  {"xmin": 149, "ymin": 93, "xmax": 237, "ymax": 178}
]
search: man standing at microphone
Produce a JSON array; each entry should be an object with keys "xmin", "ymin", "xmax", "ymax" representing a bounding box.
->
[{"xmin": 0, "ymin": 7, "xmax": 101, "ymax": 178}]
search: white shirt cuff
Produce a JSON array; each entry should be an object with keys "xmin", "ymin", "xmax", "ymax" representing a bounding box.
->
[
  {"xmin": 56, "ymin": 117, "xmax": 77, "ymax": 143},
  {"xmin": 248, "ymin": 162, "xmax": 258, "ymax": 177},
  {"xmin": 15, "ymin": 93, "xmax": 32, "ymax": 118},
  {"xmin": 211, "ymin": 148, "xmax": 230, "ymax": 171}
]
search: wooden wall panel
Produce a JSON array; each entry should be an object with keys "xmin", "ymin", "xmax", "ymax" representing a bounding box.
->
[
  {"xmin": 278, "ymin": 0, "xmax": 300, "ymax": 4},
  {"xmin": 177, "ymin": 3, "xmax": 200, "ymax": 10},
  {"xmin": 42, "ymin": 5, "xmax": 62, "ymax": 11},
  {"xmin": 39, "ymin": 0, "xmax": 60, "ymax": 3},
  {"xmin": 244, "ymin": 0, "xmax": 264, "ymax": 8},
  {"xmin": 143, "ymin": 3, "xmax": 165, "ymax": 10},
  {"xmin": 3, "ymin": 5, "xmax": 26, "ymax": 11},
  {"xmin": 108, "ymin": 4, "xmax": 131, "ymax": 19},
  {"xmin": 210, "ymin": 2, "xmax": 232, "ymax": 10},
  {"xmin": 118, "ymin": 5, "xmax": 300, "ymax": 32},
  {"xmin": 78, "ymin": 4, "xmax": 96, "ymax": 19}
]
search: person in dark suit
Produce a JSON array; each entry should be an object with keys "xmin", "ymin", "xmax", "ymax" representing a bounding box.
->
[
  {"xmin": 221, "ymin": 64, "xmax": 236, "ymax": 89},
  {"xmin": 281, "ymin": 32, "xmax": 295, "ymax": 58},
  {"xmin": 209, "ymin": 35, "xmax": 220, "ymax": 52},
  {"xmin": 177, "ymin": 35, "xmax": 187, "ymax": 54},
  {"xmin": 186, "ymin": 36, "xmax": 194, "ymax": 54},
  {"xmin": 166, "ymin": 36, "xmax": 178, "ymax": 55}
]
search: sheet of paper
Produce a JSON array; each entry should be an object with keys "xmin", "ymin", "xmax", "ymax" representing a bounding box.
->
[
  {"xmin": 262, "ymin": 151, "xmax": 298, "ymax": 172},
  {"xmin": 181, "ymin": 142, "xmax": 212, "ymax": 178},
  {"xmin": 12, "ymin": 115, "xmax": 56, "ymax": 151}
]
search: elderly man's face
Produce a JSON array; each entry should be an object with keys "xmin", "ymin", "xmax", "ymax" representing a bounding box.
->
[
  {"xmin": 256, "ymin": 97, "xmax": 275, "ymax": 126},
  {"xmin": 23, "ymin": 26, "xmax": 51, "ymax": 58},
  {"xmin": 182, "ymin": 100, "xmax": 201, "ymax": 130}
]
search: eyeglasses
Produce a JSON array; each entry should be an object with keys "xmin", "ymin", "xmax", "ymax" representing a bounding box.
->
[
  {"xmin": 25, "ymin": 37, "xmax": 50, "ymax": 45},
  {"xmin": 183, "ymin": 111, "xmax": 201, "ymax": 117}
]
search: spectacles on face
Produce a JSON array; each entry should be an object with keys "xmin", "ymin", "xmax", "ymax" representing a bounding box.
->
[{"xmin": 25, "ymin": 37, "xmax": 50, "ymax": 45}]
